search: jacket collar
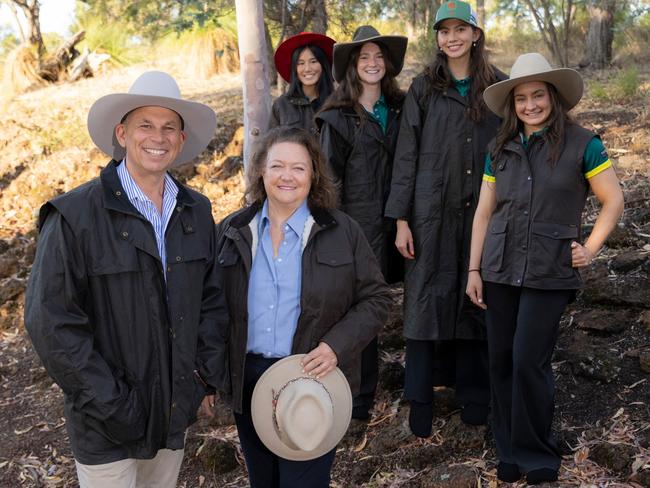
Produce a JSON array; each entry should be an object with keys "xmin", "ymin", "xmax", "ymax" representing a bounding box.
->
[
  {"xmin": 227, "ymin": 201, "xmax": 337, "ymax": 231},
  {"xmin": 100, "ymin": 159, "xmax": 197, "ymax": 214}
]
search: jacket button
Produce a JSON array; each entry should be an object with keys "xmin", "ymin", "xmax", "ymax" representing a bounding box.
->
[
  {"xmin": 176, "ymin": 256, "xmax": 182, "ymax": 262},
  {"xmin": 522, "ymin": 245, "xmax": 527, "ymax": 250},
  {"xmin": 172, "ymin": 402, "xmax": 177, "ymax": 409},
  {"xmin": 186, "ymin": 226, "xmax": 193, "ymax": 232},
  {"xmin": 176, "ymin": 206, "xmax": 182, "ymax": 212},
  {"xmin": 524, "ymin": 210, "xmax": 529, "ymax": 216},
  {"xmin": 466, "ymin": 137, "xmax": 472, "ymax": 143},
  {"xmin": 115, "ymin": 190, "xmax": 122, "ymax": 196},
  {"xmin": 179, "ymin": 315, "xmax": 184, "ymax": 321},
  {"xmin": 466, "ymin": 169, "xmax": 472, "ymax": 175},
  {"xmin": 553, "ymin": 231, "xmax": 559, "ymax": 237},
  {"xmin": 219, "ymin": 258, "xmax": 224, "ymax": 264},
  {"xmin": 167, "ymin": 266, "xmax": 172, "ymax": 272},
  {"xmin": 121, "ymin": 231, "xmax": 128, "ymax": 239},
  {"xmin": 527, "ymin": 176, "xmax": 532, "ymax": 181}
]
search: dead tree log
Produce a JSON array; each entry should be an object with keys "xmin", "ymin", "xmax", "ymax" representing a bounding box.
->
[{"xmin": 38, "ymin": 30, "xmax": 86, "ymax": 82}]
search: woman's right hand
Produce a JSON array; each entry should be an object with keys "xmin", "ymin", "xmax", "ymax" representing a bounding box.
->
[
  {"xmin": 466, "ymin": 271, "xmax": 487, "ymax": 310},
  {"xmin": 395, "ymin": 219, "xmax": 415, "ymax": 259}
]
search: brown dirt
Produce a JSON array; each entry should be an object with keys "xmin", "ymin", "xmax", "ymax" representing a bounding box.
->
[{"xmin": 0, "ymin": 63, "xmax": 649, "ymax": 487}]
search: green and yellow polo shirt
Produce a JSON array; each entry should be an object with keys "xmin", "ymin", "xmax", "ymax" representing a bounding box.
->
[{"xmin": 483, "ymin": 131, "xmax": 612, "ymax": 183}]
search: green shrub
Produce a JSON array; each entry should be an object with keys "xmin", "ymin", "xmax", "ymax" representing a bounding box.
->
[
  {"xmin": 589, "ymin": 81, "xmax": 610, "ymax": 102},
  {"xmin": 613, "ymin": 67, "xmax": 640, "ymax": 99}
]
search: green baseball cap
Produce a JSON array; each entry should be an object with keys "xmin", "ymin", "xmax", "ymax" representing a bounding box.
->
[{"xmin": 434, "ymin": 1, "xmax": 480, "ymax": 30}]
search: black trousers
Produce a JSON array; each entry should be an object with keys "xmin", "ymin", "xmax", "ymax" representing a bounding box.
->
[
  {"xmin": 353, "ymin": 336, "xmax": 378, "ymax": 417},
  {"xmin": 404, "ymin": 338, "xmax": 490, "ymax": 408},
  {"xmin": 484, "ymin": 282, "xmax": 573, "ymax": 474},
  {"xmin": 234, "ymin": 354, "xmax": 336, "ymax": 488}
]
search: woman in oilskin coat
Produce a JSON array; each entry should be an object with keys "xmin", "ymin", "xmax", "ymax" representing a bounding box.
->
[
  {"xmin": 216, "ymin": 127, "xmax": 391, "ymax": 487},
  {"xmin": 269, "ymin": 32, "xmax": 335, "ymax": 136},
  {"xmin": 384, "ymin": 0, "xmax": 505, "ymax": 437},
  {"xmin": 316, "ymin": 25, "xmax": 407, "ymax": 420}
]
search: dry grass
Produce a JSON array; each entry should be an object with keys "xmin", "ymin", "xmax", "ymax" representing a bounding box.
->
[
  {"xmin": 186, "ymin": 28, "xmax": 240, "ymax": 80},
  {"xmin": 1, "ymin": 45, "xmax": 46, "ymax": 100}
]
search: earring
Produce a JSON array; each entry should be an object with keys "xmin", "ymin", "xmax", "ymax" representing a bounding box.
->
[{"xmin": 472, "ymin": 41, "xmax": 477, "ymax": 47}]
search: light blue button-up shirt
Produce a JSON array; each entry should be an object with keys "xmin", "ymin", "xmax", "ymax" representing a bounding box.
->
[
  {"xmin": 116, "ymin": 160, "xmax": 178, "ymax": 280},
  {"xmin": 247, "ymin": 199, "xmax": 310, "ymax": 357}
]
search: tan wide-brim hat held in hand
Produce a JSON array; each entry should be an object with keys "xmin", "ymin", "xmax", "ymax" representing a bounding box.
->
[{"xmin": 251, "ymin": 354, "xmax": 353, "ymax": 461}]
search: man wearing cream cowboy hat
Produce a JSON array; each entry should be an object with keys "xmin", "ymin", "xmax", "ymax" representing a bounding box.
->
[{"xmin": 25, "ymin": 71, "xmax": 229, "ymax": 487}]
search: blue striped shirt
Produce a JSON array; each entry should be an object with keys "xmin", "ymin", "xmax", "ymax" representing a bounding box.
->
[
  {"xmin": 247, "ymin": 200, "xmax": 310, "ymax": 357},
  {"xmin": 116, "ymin": 160, "xmax": 178, "ymax": 279}
]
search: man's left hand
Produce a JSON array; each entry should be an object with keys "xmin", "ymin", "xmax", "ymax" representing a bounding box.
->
[{"xmin": 200, "ymin": 394, "xmax": 215, "ymax": 418}]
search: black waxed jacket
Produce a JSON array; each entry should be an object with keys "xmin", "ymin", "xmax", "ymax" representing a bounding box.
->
[
  {"xmin": 269, "ymin": 94, "xmax": 320, "ymax": 136},
  {"xmin": 24, "ymin": 160, "xmax": 229, "ymax": 465},
  {"xmin": 384, "ymin": 72, "xmax": 505, "ymax": 341},
  {"xmin": 216, "ymin": 204, "xmax": 392, "ymax": 414},
  {"xmin": 481, "ymin": 124, "xmax": 596, "ymax": 290},
  {"xmin": 316, "ymin": 102, "xmax": 403, "ymax": 282}
]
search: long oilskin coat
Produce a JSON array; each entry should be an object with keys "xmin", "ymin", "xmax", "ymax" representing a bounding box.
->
[
  {"xmin": 24, "ymin": 160, "xmax": 229, "ymax": 465},
  {"xmin": 216, "ymin": 204, "xmax": 392, "ymax": 414},
  {"xmin": 316, "ymin": 103, "xmax": 403, "ymax": 282},
  {"xmin": 385, "ymin": 72, "xmax": 504, "ymax": 341}
]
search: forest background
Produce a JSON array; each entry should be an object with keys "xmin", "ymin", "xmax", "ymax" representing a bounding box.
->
[{"xmin": 0, "ymin": 0, "xmax": 649, "ymax": 487}]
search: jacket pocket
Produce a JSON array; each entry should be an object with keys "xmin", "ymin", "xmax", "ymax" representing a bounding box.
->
[
  {"xmin": 316, "ymin": 249, "xmax": 354, "ymax": 267},
  {"xmin": 482, "ymin": 219, "xmax": 507, "ymax": 272},
  {"xmin": 528, "ymin": 222, "xmax": 578, "ymax": 279}
]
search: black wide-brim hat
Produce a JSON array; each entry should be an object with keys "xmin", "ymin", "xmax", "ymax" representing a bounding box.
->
[{"xmin": 332, "ymin": 25, "xmax": 408, "ymax": 83}]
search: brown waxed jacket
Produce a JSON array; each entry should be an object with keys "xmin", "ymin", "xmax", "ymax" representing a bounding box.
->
[
  {"xmin": 384, "ymin": 71, "xmax": 505, "ymax": 341},
  {"xmin": 24, "ymin": 160, "xmax": 229, "ymax": 465},
  {"xmin": 216, "ymin": 204, "xmax": 392, "ymax": 414},
  {"xmin": 269, "ymin": 94, "xmax": 320, "ymax": 136}
]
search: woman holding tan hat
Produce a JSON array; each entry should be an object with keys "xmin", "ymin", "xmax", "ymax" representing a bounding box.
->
[
  {"xmin": 316, "ymin": 25, "xmax": 407, "ymax": 420},
  {"xmin": 384, "ymin": 0, "xmax": 504, "ymax": 437},
  {"xmin": 466, "ymin": 52, "xmax": 624, "ymax": 484},
  {"xmin": 216, "ymin": 126, "xmax": 391, "ymax": 487},
  {"xmin": 269, "ymin": 32, "xmax": 335, "ymax": 136}
]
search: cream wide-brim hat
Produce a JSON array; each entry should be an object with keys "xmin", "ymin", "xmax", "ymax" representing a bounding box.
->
[
  {"xmin": 87, "ymin": 71, "xmax": 217, "ymax": 166},
  {"xmin": 251, "ymin": 354, "xmax": 352, "ymax": 461},
  {"xmin": 483, "ymin": 52, "xmax": 584, "ymax": 118}
]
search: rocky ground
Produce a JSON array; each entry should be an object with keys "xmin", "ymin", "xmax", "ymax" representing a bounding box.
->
[{"xmin": 0, "ymin": 61, "xmax": 649, "ymax": 487}]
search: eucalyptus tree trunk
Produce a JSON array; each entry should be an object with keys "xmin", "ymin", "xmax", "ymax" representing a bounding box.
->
[
  {"xmin": 235, "ymin": 0, "xmax": 272, "ymax": 169},
  {"xmin": 8, "ymin": 0, "xmax": 45, "ymax": 62},
  {"xmin": 310, "ymin": 0, "xmax": 328, "ymax": 33},
  {"xmin": 582, "ymin": 0, "xmax": 617, "ymax": 68},
  {"xmin": 476, "ymin": 0, "xmax": 485, "ymax": 30}
]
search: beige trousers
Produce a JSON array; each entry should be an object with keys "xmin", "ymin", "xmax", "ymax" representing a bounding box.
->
[{"xmin": 75, "ymin": 448, "xmax": 184, "ymax": 488}]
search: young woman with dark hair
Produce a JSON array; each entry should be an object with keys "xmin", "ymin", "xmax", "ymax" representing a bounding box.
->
[
  {"xmin": 384, "ymin": 0, "xmax": 505, "ymax": 438},
  {"xmin": 269, "ymin": 33, "xmax": 335, "ymax": 136},
  {"xmin": 316, "ymin": 25, "xmax": 407, "ymax": 420},
  {"xmin": 466, "ymin": 52, "xmax": 623, "ymax": 485}
]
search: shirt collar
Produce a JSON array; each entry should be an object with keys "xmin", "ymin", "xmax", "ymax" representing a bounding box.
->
[
  {"xmin": 116, "ymin": 159, "xmax": 178, "ymax": 205},
  {"xmin": 260, "ymin": 199, "xmax": 310, "ymax": 236},
  {"xmin": 374, "ymin": 94, "xmax": 387, "ymax": 109}
]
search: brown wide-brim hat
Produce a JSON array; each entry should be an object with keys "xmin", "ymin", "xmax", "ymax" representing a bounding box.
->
[
  {"xmin": 332, "ymin": 25, "xmax": 408, "ymax": 83},
  {"xmin": 274, "ymin": 32, "xmax": 336, "ymax": 83},
  {"xmin": 251, "ymin": 354, "xmax": 352, "ymax": 461},
  {"xmin": 87, "ymin": 71, "xmax": 216, "ymax": 166},
  {"xmin": 483, "ymin": 52, "xmax": 584, "ymax": 118}
]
